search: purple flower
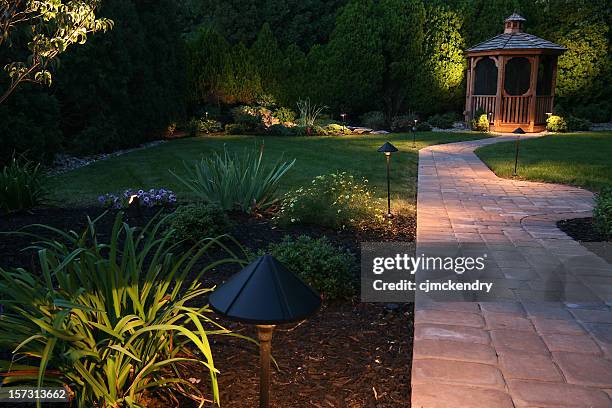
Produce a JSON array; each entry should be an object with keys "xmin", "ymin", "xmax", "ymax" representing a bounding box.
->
[
  {"xmin": 138, "ymin": 190, "xmax": 144, "ymax": 195},
  {"xmin": 98, "ymin": 195, "xmax": 106, "ymax": 203}
]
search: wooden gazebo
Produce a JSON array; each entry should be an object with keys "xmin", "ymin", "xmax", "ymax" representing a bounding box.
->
[{"xmin": 464, "ymin": 13, "xmax": 566, "ymax": 132}]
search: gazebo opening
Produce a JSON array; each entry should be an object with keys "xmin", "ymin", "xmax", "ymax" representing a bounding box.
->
[{"xmin": 464, "ymin": 13, "xmax": 566, "ymax": 132}]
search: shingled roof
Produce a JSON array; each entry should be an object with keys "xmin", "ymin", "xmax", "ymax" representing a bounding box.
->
[{"xmin": 467, "ymin": 14, "xmax": 566, "ymax": 53}]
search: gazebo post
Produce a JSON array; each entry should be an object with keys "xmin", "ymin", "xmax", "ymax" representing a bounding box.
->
[
  {"xmin": 494, "ymin": 56, "xmax": 505, "ymax": 130},
  {"xmin": 550, "ymin": 57, "xmax": 559, "ymax": 113},
  {"xmin": 527, "ymin": 56, "xmax": 540, "ymax": 132},
  {"xmin": 465, "ymin": 57, "xmax": 474, "ymax": 124}
]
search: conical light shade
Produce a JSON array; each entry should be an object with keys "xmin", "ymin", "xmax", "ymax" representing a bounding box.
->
[
  {"xmin": 513, "ymin": 127, "xmax": 526, "ymax": 134},
  {"xmin": 209, "ymin": 255, "xmax": 322, "ymax": 324},
  {"xmin": 377, "ymin": 142, "xmax": 399, "ymax": 153}
]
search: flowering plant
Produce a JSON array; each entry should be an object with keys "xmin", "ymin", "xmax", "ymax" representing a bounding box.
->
[
  {"xmin": 274, "ymin": 172, "xmax": 385, "ymax": 229},
  {"xmin": 98, "ymin": 188, "xmax": 177, "ymax": 209}
]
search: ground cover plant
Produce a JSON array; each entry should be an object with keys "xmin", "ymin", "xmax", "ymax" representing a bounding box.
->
[
  {"xmin": 0, "ymin": 212, "xmax": 246, "ymax": 407},
  {"xmin": 594, "ymin": 188, "xmax": 612, "ymax": 239},
  {"xmin": 475, "ymin": 132, "xmax": 612, "ymax": 191},
  {"xmin": 165, "ymin": 203, "xmax": 231, "ymax": 243}
]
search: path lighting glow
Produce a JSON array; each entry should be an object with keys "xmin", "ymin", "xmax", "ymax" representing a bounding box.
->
[
  {"xmin": 209, "ymin": 255, "xmax": 321, "ymax": 408},
  {"xmin": 513, "ymin": 127, "xmax": 525, "ymax": 177},
  {"xmin": 341, "ymin": 113, "xmax": 347, "ymax": 132},
  {"xmin": 377, "ymin": 141, "xmax": 399, "ymax": 217}
]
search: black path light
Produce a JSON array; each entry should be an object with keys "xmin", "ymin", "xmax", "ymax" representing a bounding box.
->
[
  {"xmin": 209, "ymin": 255, "xmax": 321, "ymax": 408},
  {"xmin": 411, "ymin": 119, "xmax": 418, "ymax": 148},
  {"xmin": 377, "ymin": 141, "xmax": 399, "ymax": 217},
  {"xmin": 513, "ymin": 127, "xmax": 525, "ymax": 177}
]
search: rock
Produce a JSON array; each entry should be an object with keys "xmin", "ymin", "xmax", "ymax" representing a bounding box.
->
[
  {"xmin": 352, "ymin": 127, "xmax": 373, "ymax": 134},
  {"xmin": 371, "ymin": 130, "xmax": 389, "ymax": 134}
]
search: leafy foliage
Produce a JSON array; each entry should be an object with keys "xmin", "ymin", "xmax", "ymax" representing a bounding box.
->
[
  {"xmin": 594, "ymin": 188, "xmax": 612, "ymax": 239},
  {"xmin": 275, "ymin": 171, "xmax": 385, "ymax": 229},
  {"xmin": 165, "ymin": 203, "xmax": 231, "ymax": 243},
  {"xmin": 0, "ymin": 213, "xmax": 247, "ymax": 406},
  {"xmin": 0, "ymin": 156, "xmax": 48, "ymax": 214},
  {"xmin": 428, "ymin": 112, "xmax": 458, "ymax": 129},
  {"xmin": 471, "ymin": 114, "xmax": 490, "ymax": 132},
  {"xmin": 566, "ymin": 115, "xmax": 592, "ymax": 131},
  {"xmin": 360, "ymin": 111, "xmax": 386, "ymax": 130},
  {"xmin": 258, "ymin": 235, "xmax": 357, "ymax": 299},
  {"xmin": 546, "ymin": 115, "xmax": 568, "ymax": 132},
  {"xmin": 296, "ymin": 99, "xmax": 327, "ymax": 127},
  {"xmin": 0, "ymin": 0, "xmax": 113, "ymax": 104},
  {"xmin": 171, "ymin": 146, "xmax": 296, "ymax": 213}
]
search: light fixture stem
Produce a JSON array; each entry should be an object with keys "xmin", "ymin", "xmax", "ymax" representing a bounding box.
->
[
  {"xmin": 257, "ymin": 325, "xmax": 275, "ymax": 408},
  {"xmin": 513, "ymin": 135, "xmax": 520, "ymax": 177},
  {"xmin": 386, "ymin": 155, "xmax": 391, "ymax": 216}
]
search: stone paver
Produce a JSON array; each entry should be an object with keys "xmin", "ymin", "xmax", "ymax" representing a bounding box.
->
[{"xmin": 412, "ymin": 136, "xmax": 612, "ymax": 407}]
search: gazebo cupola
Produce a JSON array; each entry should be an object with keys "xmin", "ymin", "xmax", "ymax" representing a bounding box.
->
[{"xmin": 464, "ymin": 13, "xmax": 566, "ymax": 132}]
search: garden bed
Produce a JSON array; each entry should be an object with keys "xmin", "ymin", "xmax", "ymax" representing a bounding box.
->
[
  {"xmin": 0, "ymin": 207, "xmax": 414, "ymax": 407},
  {"xmin": 557, "ymin": 217, "xmax": 612, "ymax": 265}
]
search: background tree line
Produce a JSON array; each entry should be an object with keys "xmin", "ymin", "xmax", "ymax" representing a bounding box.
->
[{"xmin": 1, "ymin": 0, "xmax": 610, "ymax": 162}]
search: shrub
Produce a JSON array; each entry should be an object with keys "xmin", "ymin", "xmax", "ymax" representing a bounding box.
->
[
  {"xmin": 231, "ymin": 105, "xmax": 262, "ymax": 127},
  {"xmin": 428, "ymin": 112, "xmax": 458, "ymax": 129},
  {"xmin": 171, "ymin": 146, "xmax": 295, "ymax": 213},
  {"xmin": 572, "ymin": 103, "xmax": 611, "ymax": 123},
  {"xmin": 225, "ymin": 123, "xmax": 247, "ymax": 135},
  {"xmin": 391, "ymin": 114, "xmax": 418, "ymax": 132},
  {"xmin": 188, "ymin": 117, "xmax": 223, "ymax": 136},
  {"xmin": 416, "ymin": 122, "xmax": 432, "ymax": 131},
  {"xmin": 325, "ymin": 123, "xmax": 352, "ymax": 135},
  {"xmin": 546, "ymin": 115, "xmax": 568, "ymax": 132},
  {"xmin": 98, "ymin": 188, "xmax": 177, "ymax": 209},
  {"xmin": 360, "ymin": 111, "xmax": 386, "ymax": 130},
  {"xmin": 165, "ymin": 203, "xmax": 231, "ymax": 243},
  {"xmin": 0, "ymin": 156, "xmax": 48, "ymax": 214},
  {"xmin": 267, "ymin": 124, "xmax": 307, "ymax": 136},
  {"xmin": 275, "ymin": 171, "xmax": 385, "ymax": 229},
  {"xmin": 566, "ymin": 115, "xmax": 592, "ymax": 131},
  {"xmin": 471, "ymin": 114, "xmax": 490, "ymax": 132},
  {"xmin": 259, "ymin": 235, "xmax": 356, "ymax": 299},
  {"xmin": 273, "ymin": 107, "xmax": 296, "ymax": 123},
  {"xmin": 594, "ymin": 188, "xmax": 612, "ymax": 239},
  {"xmin": 0, "ymin": 213, "xmax": 244, "ymax": 406}
]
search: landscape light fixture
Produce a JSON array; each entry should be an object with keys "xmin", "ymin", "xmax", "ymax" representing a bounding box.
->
[
  {"xmin": 128, "ymin": 194, "xmax": 141, "ymax": 218},
  {"xmin": 412, "ymin": 119, "xmax": 418, "ymax": 148},
  {"xmin": 205, "ymin": 111, "xmax": 209, "ymax": 119},
  {"xmin": 341, "ymin": 113, "xmax": 347, "ymax": 133},
  {"xmin": 209, "ymin": 255, "xmax": 321, "ymax": 408},
  {"xmin": 512, "ymin": 127, "xmax": 525, "ymax": 177},
  {"xmin": 377, "ymin": 141, "xmax": 399, "ymax": 217}
]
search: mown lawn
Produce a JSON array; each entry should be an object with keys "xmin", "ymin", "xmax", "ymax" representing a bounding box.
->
[
  {"xmin": 50, "ymin": 132, "xmax": 488, "ymax": 214},
  {"xmin": 476, "ymin": 132, "xmax": 612, "ymax": 192}
]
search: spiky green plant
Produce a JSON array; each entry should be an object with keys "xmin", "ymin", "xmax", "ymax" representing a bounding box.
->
[
  {"xmin": 170, "ymin": 146, "xmax": 295, "ymax": 213},
  {"xmin": 0, "ymin": 156, "xmax": 48, "ymax": 214},
  {"xmin": 0, "ymin": 212, "xmax": 249, "ymax": 407},
  {"xmin": 296, "ymin": 99, "xmax": 327, "ymax": 127}
]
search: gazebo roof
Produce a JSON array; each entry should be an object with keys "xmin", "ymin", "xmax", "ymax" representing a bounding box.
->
[{"xmin": 467, "ymin": 14, "xmax": 566, "ymax": 53}]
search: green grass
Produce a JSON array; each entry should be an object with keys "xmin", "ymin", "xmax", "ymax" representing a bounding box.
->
[
  {"xmin": 50, "ymin": 132, "xmax": 488, "ymax": 214},
  {"xmin": 476, "ymin": 132, "xmax": 612, "ymax": 192}
]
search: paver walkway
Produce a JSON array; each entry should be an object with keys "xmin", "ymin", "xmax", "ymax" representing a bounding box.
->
[{"xmin": 412, "ymin": 136, "xmax": 612, "ymax": 408}]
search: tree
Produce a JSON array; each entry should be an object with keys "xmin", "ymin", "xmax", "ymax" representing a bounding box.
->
[
  {"xmin": 0, "ymin": 0, "xmax": 113, "ymax": 104},
  {"xmin": 325, "ymin": 0, "xmax": 385, "ymax": 113}
]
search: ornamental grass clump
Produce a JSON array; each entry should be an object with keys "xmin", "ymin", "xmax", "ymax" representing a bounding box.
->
[
  {"xmin": 0, "ymin": 156, "xmax": 48, "ymax": 214},
  {"xmin": 171, "ymin": 146, "xmax": 295, "ymax": 213},
  {"xmin": 275, "ymin": 171, "xmax": 385, "ymax": 229},
  {"xmin": 0, "ymin": 213, "xmax": 247, "ymax": 407}
]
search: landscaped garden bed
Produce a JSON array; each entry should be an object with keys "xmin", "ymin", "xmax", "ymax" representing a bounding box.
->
[{"xmin": 0, "ymin": 205, "xmax": 413, "ymax": 408}]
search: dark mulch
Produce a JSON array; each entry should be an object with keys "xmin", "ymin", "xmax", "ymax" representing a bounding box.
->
[
  {"xmin": 557, "ymin": 217, "xmax": 612, "ymax": 264},
  {"xmin": 0, "ymin": 207, "xmax": 415, "ymax": 408},
  {"xmin": 557, "ymin": 217, "xmax": 607, "ymax": 242}
]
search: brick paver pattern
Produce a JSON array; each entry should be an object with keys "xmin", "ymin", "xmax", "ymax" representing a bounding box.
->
[{"xmin": 412, "ymin": 136, "xmax": 612, "ymax": 408}]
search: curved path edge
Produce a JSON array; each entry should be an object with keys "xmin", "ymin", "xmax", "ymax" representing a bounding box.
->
[{"xmin": 412, "ymin": 136, "xmax": 612, "ymax": 408}]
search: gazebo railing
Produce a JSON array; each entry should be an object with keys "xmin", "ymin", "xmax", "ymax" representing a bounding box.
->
[
  {"xmin": 471, "ymin": 95, "xmax": 496, "ymax": 121},
  {"xmin": 535, "ymin": 95, "xmax": 553, "ymax": 124},
  {"xmin": 501, "ymin": 95, "xmax": 531, "ymax": 123}
]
